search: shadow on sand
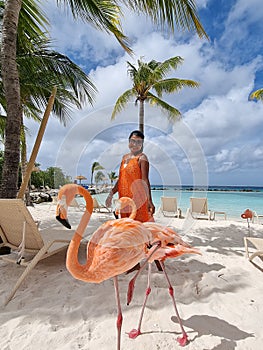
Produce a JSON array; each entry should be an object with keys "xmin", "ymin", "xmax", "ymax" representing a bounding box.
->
[{"xmin": 171, "ymin": 314, "xmax": 254, "ymax": 349}]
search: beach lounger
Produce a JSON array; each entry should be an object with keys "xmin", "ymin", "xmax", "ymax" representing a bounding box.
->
[
  {"xmin": 69, "ymin": 197, "xmax": 85, "ymax": 211},
  {"xmin": 0, "ymin": 199, "xmax": 71, "ymax": 305},
  {"xmin": 252, "ymin": 211, "xmax": 263, "ymax": 224},
  {"xmin": 187, "ymin": 197, "xmax": 213, "ymax": 220},
  {"xmin": 93, "ymin": 197, "xmax": 111, "ymax": 213},
  {"xmin": 244, "ymin": 237, "xmax": 263, "ymax": 265},
  {"xmin": 159, "ymin": 196, "xmax": 181, "ymax": 218}
]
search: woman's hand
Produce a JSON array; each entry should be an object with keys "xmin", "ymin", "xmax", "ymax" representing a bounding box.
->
[{"xmin": 148, "ymin": 201, "xmax": 155, "ymax": 215}]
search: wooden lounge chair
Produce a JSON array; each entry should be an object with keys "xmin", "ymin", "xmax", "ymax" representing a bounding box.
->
[
  {"xmin": 244, "ymin": 236, "xmax": 263, "ymax": 267},
  {"xmin": 187, "ymin": 197, "xmax": 213, "ymax": 220},
  {"xmin": 0, "ymin": 199, "xmax": 71, "ymax": 305},
  {"xmin": 160, "ymin": 196, "xmax": 181, "ymax": 218}
]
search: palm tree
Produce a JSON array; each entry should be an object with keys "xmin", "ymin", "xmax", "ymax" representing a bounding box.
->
[
  {"xmin": 91, "ymin": 161, "xmax": 104, "ymax": 186},
  {"xmin": 1, "ymin": 0, "xmax": 207, "ymax": 198},
  {"xmin": 0, "ymin": 1, "xmax": 97, "ymax": 197},
  {"xmin": 94, "ymin": 170, "xmax": 105, "ymax": 186},
  {"xmin": 249, "ymin": 88, "xmax": 263, "ymax": 102},
  {"xmin": 111, "ymin": 57, "xmax": 200, "ymax": 133},
  {"xmin": 108, "ymin": 171, "xmax": 118, "ymax": 185}
]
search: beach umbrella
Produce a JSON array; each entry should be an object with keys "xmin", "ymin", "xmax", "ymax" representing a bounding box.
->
[{"xmin": 75, "ymin": 175, "xmax": 87, "ymax": 184}]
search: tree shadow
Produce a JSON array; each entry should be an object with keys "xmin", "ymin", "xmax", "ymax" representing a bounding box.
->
[{"xmin": 182, "ymin": 223, "xmax": 261, "ymax": 257}]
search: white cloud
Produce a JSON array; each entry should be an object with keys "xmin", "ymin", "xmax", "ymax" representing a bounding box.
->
[
  {"xmin": 220, "ymin": 0, "xmax": 263, "ymax": 55},
  {"xmin": 226, "ymin": 0, "xmax": 263, "ymax": 23},
  {"xmin": 214, "ymin": 161, "xmax": 239, "ymax": 173},
  {"xmin": 23, "ymin": 0, "xmax": 263, "ymax": 187}
]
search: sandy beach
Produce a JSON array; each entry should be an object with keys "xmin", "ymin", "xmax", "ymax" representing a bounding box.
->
[{"xmin": 1, "ymin": 202, "xmax": 263, "ymax": 350}]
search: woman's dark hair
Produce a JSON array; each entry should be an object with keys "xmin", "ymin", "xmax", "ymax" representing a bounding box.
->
[{"xmin": 128, "ymin": 130, "xmax": 144, "ymax": 140}]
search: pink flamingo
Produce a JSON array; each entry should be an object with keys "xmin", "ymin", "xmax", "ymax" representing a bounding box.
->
[
  {"xmin": 56, "ymin": 184, "xmax": 152, "ymax": 350},
  {"xmin": 56, "ymin": 184, "xmax": 200, "ymax": 349}
]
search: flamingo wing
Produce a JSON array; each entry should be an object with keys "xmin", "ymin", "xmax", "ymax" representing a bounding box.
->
[
  {"xmin": 143, "ymin": 223, "xmax": 190, "ymax": 247},
  {"xmin": 147, "ymin": 243, "xmax": 201, "ymax": 262},
  {"xmin": 68, "ymin": 218, "xmax": 151, "ymax": 283},
  {"xmin": 142, "ymin": 222, "xmax": 201, "ymax": 262}
]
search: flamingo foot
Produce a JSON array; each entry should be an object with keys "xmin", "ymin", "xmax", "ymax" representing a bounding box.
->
[
  {"xmin": 177, "ymin": 333, "xmax": 189, "ymax": 347},
  {"xmin": 128, "ymin": 328, "xmax": 141, "ymax": 339}
]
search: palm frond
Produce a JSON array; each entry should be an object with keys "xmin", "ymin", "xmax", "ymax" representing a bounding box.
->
[
  {"xmin": 18, "ymin": 49, "xmax": 97, "ymax": 101},
  {"xmin": 17, "ymin": 0, "xmax": 49, "ymax": 53},
  {"xmin": 153, "ymin": 56, "xmax": 183, "ymax": 78},
  {"xmin": 111, "ymin": 89, "xmax": 135, "ymax": 119},
  {"xmin": 127, "ymin": 61, "xmax": 138, "ymax": 80},
  {"xmin": 22, "ymin": 102, "xmax": 42, "ymax": 121},
  {"xmin": 57, "ymin": 0, "xmax": 132, "ymax": 54},
  {"xmin": 249, "ymin": 88, "xmax": 263, "ymax": 101},
  {"xmin": 16, "ymin": 38, "xmax": 97, "ymax": 125},
  {"xmin": 0, "ymin": 114, "xmax": 6, "ymax": 140},
  {"xmin": 147, "ymin": 92, "xmax": 181, "ymax": 121},
  {"xmin": 153, "ymin": 78, "xmax": 199, "ymax": 97},
  {"xmin": 122, "ymin": 0, "xmax": 208, "ymax": 39}
]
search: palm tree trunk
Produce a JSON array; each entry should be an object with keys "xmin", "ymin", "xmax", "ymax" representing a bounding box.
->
[
  {"xmin": 20, "ymin": 119, "xmax": 27, "ymax": 179},
  {"xmin": 0, "ymin": 0, "xmax": 23, "ymax": 198},
  {"xmin": 139, "ymin": 100, "xmax": 144, "ymax": 134}
]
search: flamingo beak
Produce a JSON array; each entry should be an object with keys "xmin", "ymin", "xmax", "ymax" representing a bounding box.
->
[
  {"xmin": 56, "ymin": 205, "xmax": 71, "ymax": 229},
  {"xmin": 56, "ymin": 212, "xmax": 71, "ymax": 229}
]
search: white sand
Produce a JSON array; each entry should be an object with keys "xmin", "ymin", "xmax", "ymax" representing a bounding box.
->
[{"xmin": 1, "ymin": 203, "xmax": 263, "ymax": 350}]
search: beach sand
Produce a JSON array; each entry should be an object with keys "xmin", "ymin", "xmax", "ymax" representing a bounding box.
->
[{"xmin": 1, "ymin": 203, "xmax": 263, "ymax": 350}]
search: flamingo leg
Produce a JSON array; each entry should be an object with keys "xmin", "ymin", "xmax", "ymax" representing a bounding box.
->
[
  {"xmin": 160, "ymin": 261, "xmax": 189, "ymax": 347},
  {"xmin": 113, "ymin": 276, "xmax": 123, "ymax": 350},
  {"xmin": 128, "ymin": 262, "xmax": 152, "ymax": 339},
  {"xmin": 127, "ymin": 241, "xmax": 161, "ymax": 306}
]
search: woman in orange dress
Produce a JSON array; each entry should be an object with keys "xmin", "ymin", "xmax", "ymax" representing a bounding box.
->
[
  {"xmin": 105, "ymin": 130, "xmax": 155, "ymax": 222},
  {"xmin": 106, "ymin": 130, "xmax": 162, "ymax": 272}
]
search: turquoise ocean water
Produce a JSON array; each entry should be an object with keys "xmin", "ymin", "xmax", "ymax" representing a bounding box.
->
[{"xmin": 90, "ymin": 186, "xmax": 263, "ymax": 221}]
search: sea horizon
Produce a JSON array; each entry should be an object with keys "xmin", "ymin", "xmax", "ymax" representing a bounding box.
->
[
  {"xmin": 90, "ymin": 184, "xmax": 263, "ymax": 221},
  {"xmin": 150, "ymin": 185, "xmax": 263, "ymax": 192}
]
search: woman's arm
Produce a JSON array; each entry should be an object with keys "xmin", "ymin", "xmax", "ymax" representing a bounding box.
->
[
  {"xmin": 105, "ymin": 180, "xmax": 118, "ymax": 207},
  {"xmin": 139, "ymin": 154, "xmax": 155, "ymax": 214}
]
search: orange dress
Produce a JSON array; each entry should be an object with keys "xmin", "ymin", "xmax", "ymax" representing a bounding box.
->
[{"xmin": 118, "ymin": 156, "xmax": 151, "ymax": 222}]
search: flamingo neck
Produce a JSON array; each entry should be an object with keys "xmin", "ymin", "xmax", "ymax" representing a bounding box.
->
[
  {"xmin": 129, "ymin": 207, "xmax": 137, "ymax": 219},
  {"xmin": 116, "ymin": 197, "xmax": 137, "ymax": 219},
  {"xmin": 66, "ymin": 232, "xmax": 103, "ymax": 283},
  {"xmin": 76, "ymin": 210, "xmax": 92, "ymax": 237}
]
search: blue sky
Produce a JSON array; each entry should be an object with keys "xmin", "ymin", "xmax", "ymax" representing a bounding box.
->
[{"xmin": 25, "ymin": 0, "xmax": 263, "ymax": 187}]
